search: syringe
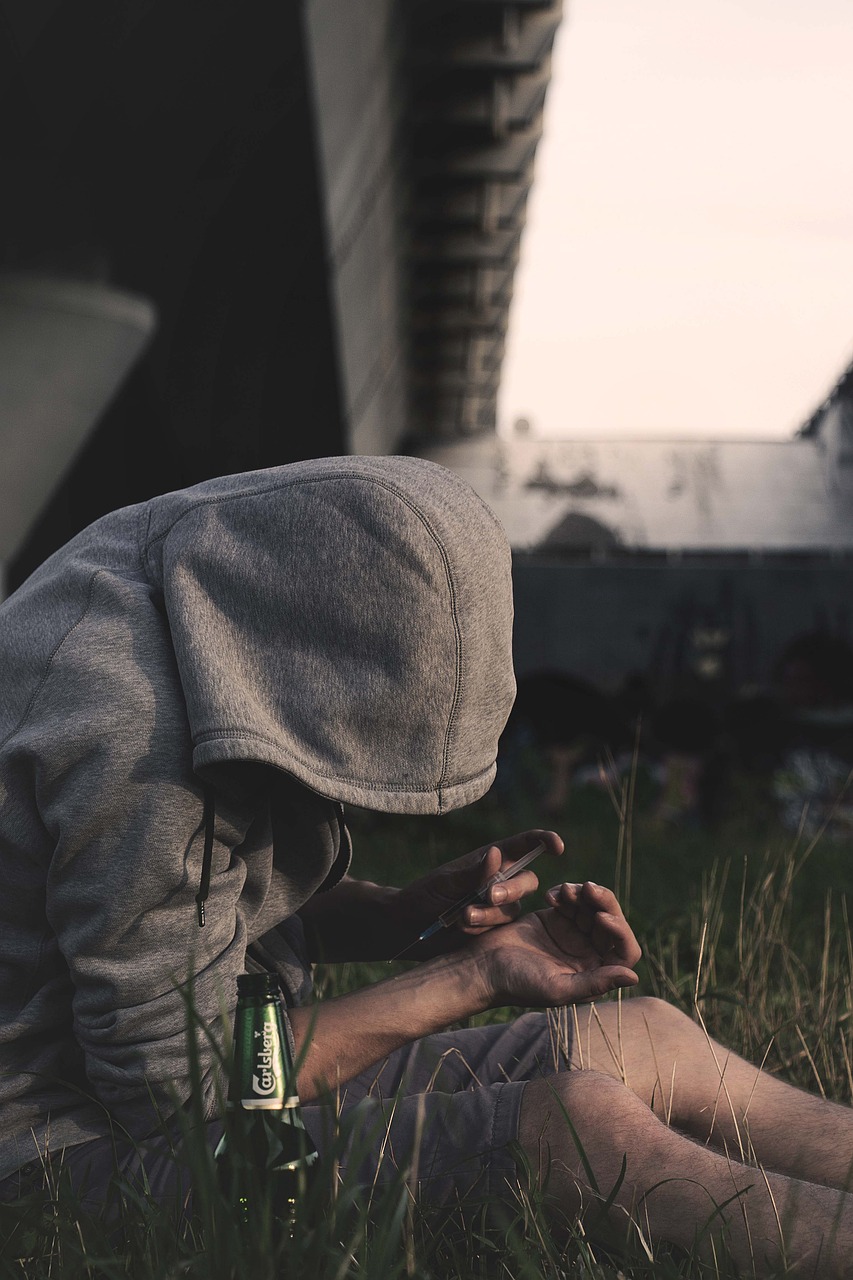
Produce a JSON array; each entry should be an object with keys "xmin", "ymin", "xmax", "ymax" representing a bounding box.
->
[{"xmin": 391, "ymin": 840, "xmax": 547, "ymax": 961}]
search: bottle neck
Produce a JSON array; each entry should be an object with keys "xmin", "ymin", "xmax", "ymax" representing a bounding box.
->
[{"xmin": 230, "ymin": 995, "xmax": 298, "ymax": 1110}]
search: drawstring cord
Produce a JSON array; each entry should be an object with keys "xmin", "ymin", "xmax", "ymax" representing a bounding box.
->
[
  {"xmin": 195, "ymin": 786, "xmax": 351, "ymax": 925},
  {"xmin": 196, "ymin": 787, "xmax": 215, "ymax": 927}
]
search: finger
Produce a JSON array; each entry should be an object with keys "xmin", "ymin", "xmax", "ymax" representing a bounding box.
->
[
  {"xmin": 590, "ymin": 911, "xmax": 643, "ymax": 968},
  {"xmin": 568, "ymin": 966, "xmax": 640, "ymax": 1003},
  {"xmin": 439, "ymin": 844, "xmax": 502, "ymax": 899},
  {"xmin": 543, "ymin": 890, "xmax": 640, "ymax": 966},
  {"xmin": 546, "ymin": 883, "xmax": 594, "ymax": 932},
  {"xmin": 581, "ymin": 881, "xmax": 628, "ymax": 921},
  {"xmin": 462, "ymin": 901, "xmax": 521, "ymax": 931},
  {"xmin": 485, "ymin": 869, "xmax": 539, "ymax": 907},
  {"xmin": 442, "ymin": 841, "xmax": 545, "ymax": 922},
  {"xmin": 479, "ymin": 844, "xmax": 503, "ymax": 879},
  {"xmin": 490, "ymin": 829, "xmax": 565, "ymax": 865},
  {"xmin": 461, "ymin": 838, "xmax": 553, "ymax": 918},
  {"xmin": 461, "ymin": 894, "xmax": 530, "ymax": 931},
  {"xmin": 545, "ymin": 882, "xmax": 583, "ymax": 907}
]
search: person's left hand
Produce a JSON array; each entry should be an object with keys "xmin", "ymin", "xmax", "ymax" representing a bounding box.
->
[
  {"xmin": 390, "ymin": 829, "xmax": 563, "ymax": 960},
  {"xmin": 470, "ymin": 879, "xmax": 642, "ymax": 1009}
]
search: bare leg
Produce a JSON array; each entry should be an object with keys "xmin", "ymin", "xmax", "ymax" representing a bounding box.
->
[
  {"xmin": 566, "ymin": 996, "xmax": 853, "ymax": 1192},
  {"xmin": 519, "ymin": 1070, "xmax": 853, "ymax": 1277}
]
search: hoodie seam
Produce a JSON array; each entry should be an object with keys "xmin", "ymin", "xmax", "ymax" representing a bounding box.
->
[
  {"xmin": 144, "ymin": 473, "xmax": 395, "ymax": 562},
  {"xmin": 144, "ymin": 471, "xmax": 466, "ymax": 804},
  {"xmin": 0, "ymin": 570, "xmax": 105, "ymax": 752},
  {"xmin": 137, "ymin": 500, "xmax": 154, "ymax": 564},
  {"xmin": 193, "ymin": 730, "xmax": 491, "ymax": 795},
  {"xmin": 142, "ymin": 466, "xmax": 501, "ymax": 559}
]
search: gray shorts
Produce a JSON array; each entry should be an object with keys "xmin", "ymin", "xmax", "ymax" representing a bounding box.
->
[
  {"xmin": 0, "ymin": 1011, "xmax": 570, "ymax": 1215},
  {"xmin": 303, "ymin": 1009, "xmax": 571, "ymax": 1206}
]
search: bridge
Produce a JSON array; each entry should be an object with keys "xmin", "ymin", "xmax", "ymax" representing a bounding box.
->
[{"xmin": 1, "ymin": 0, "xmax": 562, "ymax": 589}]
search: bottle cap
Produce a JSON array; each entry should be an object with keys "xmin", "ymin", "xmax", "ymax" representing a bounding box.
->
[{"xmin": 236, "ymin": 972, "xmax": 280, "ymax": 997}]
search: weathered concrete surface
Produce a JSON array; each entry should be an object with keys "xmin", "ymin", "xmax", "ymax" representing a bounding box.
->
[
  {"xmin": 419, "ymin": 434, "xmax": 853, "ymax": 692},
  {"xmin": 304, "ymin": 0, "xmax": 409, "ymax": 456}
]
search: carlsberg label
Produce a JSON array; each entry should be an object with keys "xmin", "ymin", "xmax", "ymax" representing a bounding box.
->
[
  {"xmin": 239, "ymin": 1017, "xmax": 298, "ymax": 1110},
  {"xmin": 252, "ymin": 1019, "xmax": 277, "ymax": 1096}
]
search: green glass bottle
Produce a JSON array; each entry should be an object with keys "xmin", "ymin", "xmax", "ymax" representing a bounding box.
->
[{"xmin": 215, "ymin": 972, "xmax": 319, "ymax": 1230}]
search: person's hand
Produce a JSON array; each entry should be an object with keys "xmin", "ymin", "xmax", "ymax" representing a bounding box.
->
[
  {"xmin": 391, "ymin": 830, "xmax": 564, "ymax": 959},
  {"xmin": 471, "ymin": 880, "xmax": 642, "ymax": 1008}
]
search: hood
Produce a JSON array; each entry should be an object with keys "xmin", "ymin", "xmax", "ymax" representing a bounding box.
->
[{"xmin": 143, "ymin": 456, "xmax": 515, "ymax": 815}]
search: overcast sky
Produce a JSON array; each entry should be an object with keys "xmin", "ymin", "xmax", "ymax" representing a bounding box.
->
[{"xmin": 498, "ymin": 0, "xmax": 853, "ymax": 440}]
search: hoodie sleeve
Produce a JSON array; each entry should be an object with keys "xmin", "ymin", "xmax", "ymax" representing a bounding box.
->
[{"xmin": 30, "ymin": 570, "xmax": 263, "ymax": 1135}]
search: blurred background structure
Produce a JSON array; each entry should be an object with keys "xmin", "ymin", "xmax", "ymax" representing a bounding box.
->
[
  {"xmin": 2, "ymin": 0, "xmax": 851, "ymax": 759},
  {"xmin": 422, "ymin": 382, "xmax": 853, "ymax": 699},
  {"xmin": 1, "ymin": 0, "xmax": 560, "ymax": 590}
]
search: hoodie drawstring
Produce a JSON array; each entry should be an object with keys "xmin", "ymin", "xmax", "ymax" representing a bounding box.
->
[{"xmin": 196, "ymin": 787, "xmax": 215, "ymax": 927}]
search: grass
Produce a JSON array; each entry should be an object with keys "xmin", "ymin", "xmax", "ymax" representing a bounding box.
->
[{"xmin": 3, "ymin": 751, "xmax": 852, "ymax": 1278}]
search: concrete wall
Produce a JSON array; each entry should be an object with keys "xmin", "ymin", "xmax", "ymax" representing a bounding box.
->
[{"xmin": 304, "ymin": 0, "xmax": 409, "ymax": 456}]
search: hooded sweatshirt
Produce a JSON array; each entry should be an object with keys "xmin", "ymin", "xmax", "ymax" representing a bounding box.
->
[{"xmin": 0, "ymin": 456, "xmax": 515, "ymax": 1180}]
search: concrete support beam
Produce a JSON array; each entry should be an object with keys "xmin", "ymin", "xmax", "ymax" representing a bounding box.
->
[{"xmin": 305, "ymin": 0, "xmax": 562, "ymax": 449}]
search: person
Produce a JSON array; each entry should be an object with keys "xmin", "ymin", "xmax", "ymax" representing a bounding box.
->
[{"xmin": 1, "ymin": 455, "xmax": 852, "ymax": 1276}]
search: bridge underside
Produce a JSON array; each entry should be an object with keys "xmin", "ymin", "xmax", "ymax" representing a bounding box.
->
[
  {"xmin": 306, "ymin": 0, "xmax": 562, "ymax": 454},
  {"xmin": 2, "ymin": 0, "xmax": 561, "ymax": 586}
]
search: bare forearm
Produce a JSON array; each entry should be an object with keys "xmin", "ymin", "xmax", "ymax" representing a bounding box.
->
[
  {"xmin": 288, "ymin": 948, "xmax": 491, "ymax": 1100},
  {"xmin": 290, "ymin": 879, "xmax": 642, "ymax": 1101}
]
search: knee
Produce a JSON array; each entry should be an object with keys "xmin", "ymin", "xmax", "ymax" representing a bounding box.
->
[
  {"xmin": 528, "ymin": 1068, "xmax": 656, "ymax": 1135},
  {"xmin": 519, "ymin": 1069, "xmax": 681, "ymax": 1230},
  {"xmin": 626, "ymin": 996, "xmax": 698, "ymax": 1044},
  {"xmin": 520, "ymin": 1070, "xmax": 660, "ymax": 1180}
]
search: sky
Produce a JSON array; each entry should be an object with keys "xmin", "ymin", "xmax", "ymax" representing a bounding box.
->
[{"xmin": 497, "ymin": 0, "xmax": 853, "ymax": 441}]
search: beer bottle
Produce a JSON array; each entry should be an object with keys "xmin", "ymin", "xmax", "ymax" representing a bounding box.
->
[{"xmin": 215, "ymin": 972, "xmax": 319, "ymax": 1230}]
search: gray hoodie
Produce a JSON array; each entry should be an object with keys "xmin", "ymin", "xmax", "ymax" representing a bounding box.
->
[{"xmin": 0, "ymin": 456, "xmax": 515, "ymax": 1180}]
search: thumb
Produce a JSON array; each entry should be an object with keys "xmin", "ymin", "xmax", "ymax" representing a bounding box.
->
[
  {"xmin": 568, "ymin": 967, "xmax": 640, "ymax": 1003},
  {"xmin": 410, "ymin": 845, "xmax": 499, "ymax": 910},
  {"xmin": 478, "ymin": 845, "xmax": 503, "ymax": 880},
  {"xmin": 444, "ymin": 844, "xmax": 501, "ymax": 897}
]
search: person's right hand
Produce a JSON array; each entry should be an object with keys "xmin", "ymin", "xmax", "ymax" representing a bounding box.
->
[
  {"xmin": 470, "ymin": 880, "xmax": 642, "ymax": 1009},
  {"xmin": 389, "ymin": 828, "xmax": 563, "ymax": 959}
]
